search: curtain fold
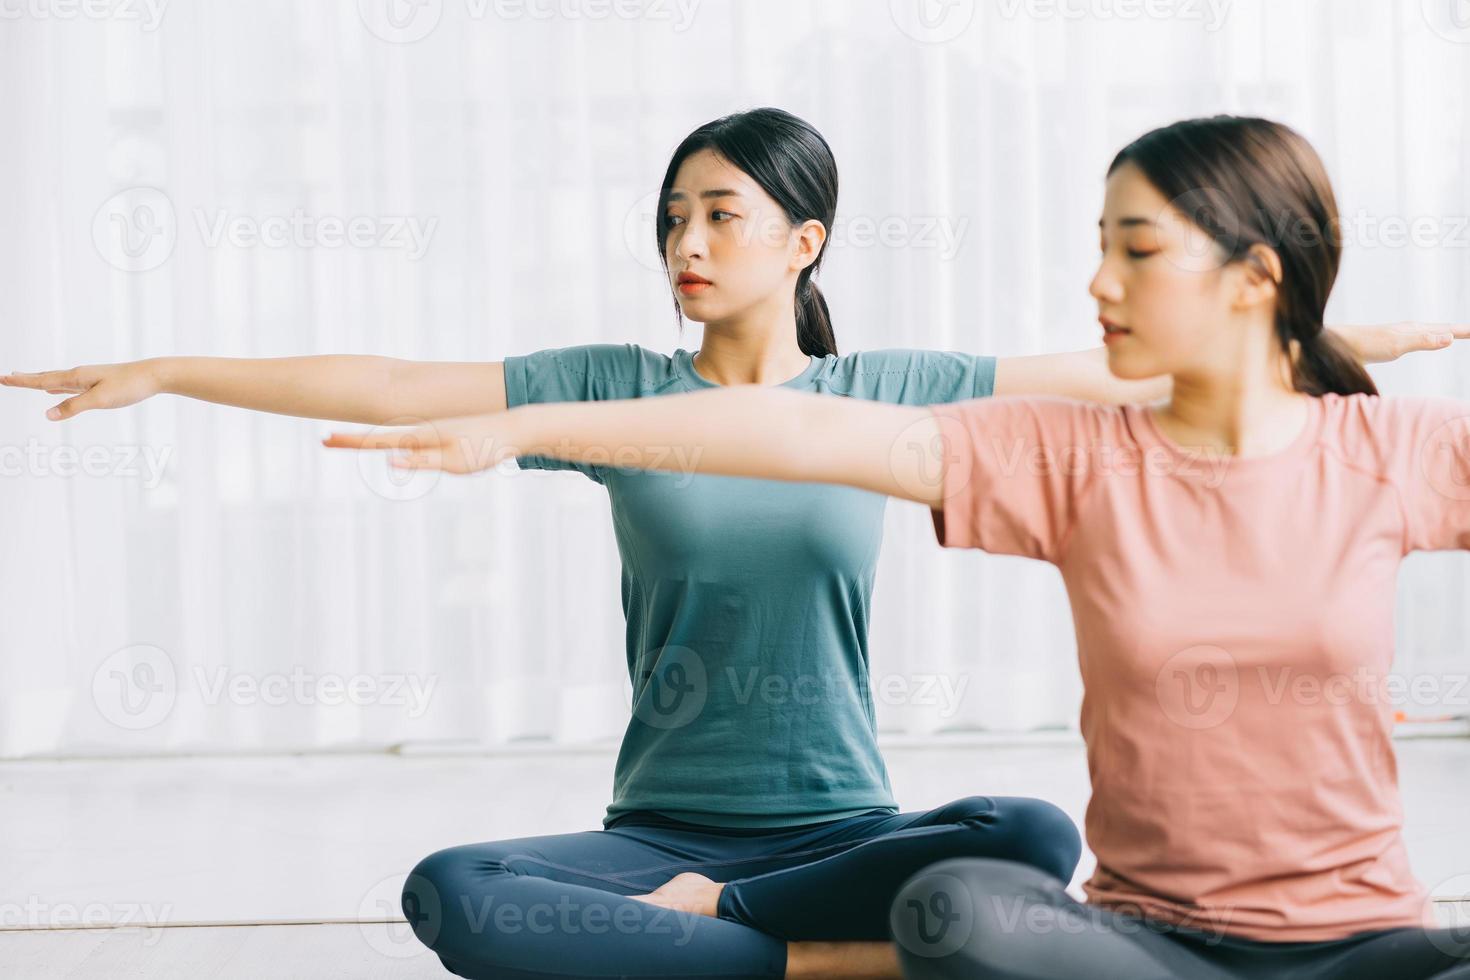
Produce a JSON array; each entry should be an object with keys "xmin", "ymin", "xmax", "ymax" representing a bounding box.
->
[{"xmin": 1, "ymin": 0, "xmax": 1466, "ymax": 758}]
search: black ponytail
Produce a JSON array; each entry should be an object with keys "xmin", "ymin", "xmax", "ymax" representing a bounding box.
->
[
  {"xmin": 1293, "ymin": 330, "xmax": 1376, "ymax": 397},
  {"xmin": 795, "ymin": 277, "xmax": 836, "ymax": 358}
]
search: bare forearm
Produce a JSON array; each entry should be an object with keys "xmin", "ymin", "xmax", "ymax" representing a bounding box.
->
[
  {"xmin": 994, "ymin": 347, "xmax": 1170, "ymax": 404},
  {"xmin": 507, "ymin": 386, "xmax": 940, "ymax": 503},
  {"xmin": 156, "ymin": 354, "xmax": 401, "ymax": 424}
]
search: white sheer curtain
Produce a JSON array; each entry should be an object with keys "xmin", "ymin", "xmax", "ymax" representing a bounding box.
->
[{"xmin": 2, "ymin": 0, "xmax": 1467, "ymax": 758}]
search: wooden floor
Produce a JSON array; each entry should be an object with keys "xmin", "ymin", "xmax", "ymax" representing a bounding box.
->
[{"xmin": 3, "ymin": 737, "xmax": 1469, "ymax": 978}]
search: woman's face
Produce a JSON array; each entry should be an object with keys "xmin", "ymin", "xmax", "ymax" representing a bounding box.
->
[
  {"xmin": 661, "ymin": 148, "xmax": 822, "ymax": 325},
  {"xmin": 1089, "ymin": 161, "xmax": 1244, "ymax": 381}
]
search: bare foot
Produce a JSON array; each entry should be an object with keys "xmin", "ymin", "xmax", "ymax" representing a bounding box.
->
[{"xmin": 629, "ymin": 871, "xmax": 726, "ymax": 919}]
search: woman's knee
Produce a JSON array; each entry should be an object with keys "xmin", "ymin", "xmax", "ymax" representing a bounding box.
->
[
  {"xmin": 402, "ymin": 844, "xmax": 517, "ymax": 957},
  {"xmin": 945, "ymin": 796, "xmax": 1082, "ymax": 884},
  {"xmin": 889, "ymin": 857, "xmax": 1070, "ymax": 975}
]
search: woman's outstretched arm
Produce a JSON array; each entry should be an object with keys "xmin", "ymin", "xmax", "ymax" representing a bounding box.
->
[
  {"xmin": 996, "ymin": 322, "xmax": 1470, "ymax": 403},
  {"xmin": 324, "ymin": 385, "xmax": 949, "ymax": 507},
  {"xmin": 1, "ymin": 356, "xmax": 508, "ymax": 424}
]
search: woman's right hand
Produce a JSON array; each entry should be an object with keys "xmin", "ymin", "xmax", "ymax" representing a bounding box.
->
[{"xmin": 0, "ymin": 359, "xmax": 166, "ymax": 420}]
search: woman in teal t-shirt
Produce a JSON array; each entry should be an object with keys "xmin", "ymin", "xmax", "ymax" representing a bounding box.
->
[{"xmin": 8, "ymin": 108, "xmax": 1454, "ymax": 980}]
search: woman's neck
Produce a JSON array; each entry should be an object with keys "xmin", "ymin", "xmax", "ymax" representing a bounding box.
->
[
  {"xmin": 692, "ymin": 296, "xmax": 811, "ymax": 387},
  {"xmin": 1158, "ymin": 323, "xmax": 1311, "ymax": 457}
]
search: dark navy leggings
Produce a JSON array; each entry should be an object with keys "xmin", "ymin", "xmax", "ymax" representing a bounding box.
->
[
  {"xmin": 891, "ymin": 858, "xmax": 1470, "ymax": 980},
  {"xmin": 402, "ymin": 795, "xmax": 1080, "ymax": 979}
]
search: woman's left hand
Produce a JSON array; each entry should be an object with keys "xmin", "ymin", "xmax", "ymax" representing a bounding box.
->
[
  {"xmin": 1332, "ymin": 321, "xmax": 1470, "ymax": 364},
  {"xmin": 321, "ymin": 413, "xmax": 519, "ymax": 474}
]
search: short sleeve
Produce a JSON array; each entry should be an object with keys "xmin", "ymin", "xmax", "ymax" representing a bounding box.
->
[
  {"xmin": 1385, "ymin": 397, "xmax": 1470, "ymax": 553},
  {"xmin": 926, "ymin": 396, "xmax": 1110, "ymax": 563},
  {"xmin": 826, "ymin": 349, "xmax": 997, "ymax": 406},
  {"xmin": 501, "ymin": 344, "xmax": 677, "ymax": 482}
]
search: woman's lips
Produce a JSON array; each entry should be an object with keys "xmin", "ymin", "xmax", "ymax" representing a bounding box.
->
[{"xmin": 678, "ymin": 281, "xmax": 711, "ymax": 295}]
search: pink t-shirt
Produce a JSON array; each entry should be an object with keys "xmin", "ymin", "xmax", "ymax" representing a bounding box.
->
[{"xmin": 928, "ymin": 392, "xmax": 1470, "ymax": 942}]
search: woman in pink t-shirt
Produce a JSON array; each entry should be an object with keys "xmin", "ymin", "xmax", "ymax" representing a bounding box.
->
[{"xmin": 330, "ymin": 115, "xmax": 1470, "ymax": 979}]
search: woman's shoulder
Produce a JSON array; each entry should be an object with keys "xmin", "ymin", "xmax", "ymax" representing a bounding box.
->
[
  {"xmin": 821, "ymin": 347, "xmax": 998, "ymax": 404},
  {"xmin": 1318, "ymin": 391, "xmax": 1470, "ymax": 469}
]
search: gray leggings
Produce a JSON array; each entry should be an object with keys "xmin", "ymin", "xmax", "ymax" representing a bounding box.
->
[{"xmin": 891, "ymin": 858, "xmax": 1470, "ymax": 980}]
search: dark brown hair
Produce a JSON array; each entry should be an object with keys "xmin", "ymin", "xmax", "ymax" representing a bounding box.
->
[
  {"xmin": 1109, "ymin": 116, "xmax": 1375, "ymax": 397},
  {"xmin": 656, "ymin": 107, "xmax": 838, "ymax": 357}
]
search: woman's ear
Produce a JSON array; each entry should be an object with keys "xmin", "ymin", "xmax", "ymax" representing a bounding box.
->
[
  {"xmin": 791, "ymin": 219, "xmax": 827, "ymax": 273},
  {"xmin": 1234, "ymin": 242, "xmax": 1282, "ymax": 310}
]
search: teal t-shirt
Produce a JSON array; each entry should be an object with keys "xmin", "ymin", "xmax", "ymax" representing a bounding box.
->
[{"xmin": 502, "ymin": 345, "xmax": 997, "ymax": 828}]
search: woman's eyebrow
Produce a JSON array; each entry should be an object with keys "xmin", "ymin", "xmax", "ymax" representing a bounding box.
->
[
  {"xmin": 666, "ymin": 188, "xmax": 745, "ymax": 202},
  {"xmin": 1098, "ymin": 216, "xmax": 1157, "ymax": 229}
]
